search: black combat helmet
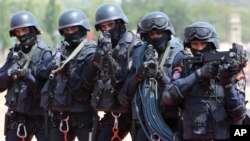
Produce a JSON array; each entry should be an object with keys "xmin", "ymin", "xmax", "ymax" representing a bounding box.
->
[
  {"xmin": 9, "ymin": 11, "xmax": 41, "ymax": 37},
  {"xmin": 58, "ymin": 9, "xmax": 90, "ymax": 35},
  {"xmin": 184, "ymin": 22, "xmax": 219, "ymax": 49},
  {"xmin": 138, "ymin": 11, "xmax": 175, "ymax": 35},
  {"xmin": 95, "ymin": 3, "xmax": 128, "ymax": 31}
]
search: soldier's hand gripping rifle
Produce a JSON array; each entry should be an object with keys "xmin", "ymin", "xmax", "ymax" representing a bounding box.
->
[
  {"xmin": 143, "ymin": 44, "xmax": 159, "ymax": 78},
  {"xmin": 8, "ymin": 45, "xmax": 28, "ymax": 80},
  {"xmin": 182, "ymin": 43, "xmax": 248, "ymax": 76},
  {"xmin": 49, "ymin": 41, "xmax": 69, "ymax": 79}
]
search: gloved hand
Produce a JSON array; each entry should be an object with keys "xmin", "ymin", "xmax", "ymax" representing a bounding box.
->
[
  {"xmin": 195, "ymin": 61, "xmax": 220, "ymax": 80},
  {"xmin": 218, "ymin": 69, "xmax": 235, "ymax": 86},
  {"xmin": 227, "ymin": 58, "xmax": 240, "ymax": 74},
  {"xmin": 219, "ymin": 58, "xmax": 241, "ymax": 87},
  {"xmin": 8, "ymin": 68, "xmax": 30, "ymax": 80},
  {"xmin": 137, "ymin": 60, "xmax": 158, "ymax": 79}
]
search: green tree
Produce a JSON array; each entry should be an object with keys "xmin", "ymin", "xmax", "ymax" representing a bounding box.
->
[
  {"xmin": 43, "ymin": 0, "xmax": 62, "ymax": 48},
  {"xmin": 0, "ymin": 0, "xmax": 11, "ymax": 52}
]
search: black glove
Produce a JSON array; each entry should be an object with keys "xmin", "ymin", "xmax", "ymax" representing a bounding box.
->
[
  {"xmin": 137, "ymin": 60, "xmax": 158, "ymax": 79},
  {"xmin": 196, "ymin": 61, "xmax": 220, "ymax": 80},
  {"xmin": 227, "ymin": 58, "xmax": 240, "ymax": 74},
  {"xmin": 219, "ymin": 58, "xmax": 241, "ymax": 87},
  {"xmin": 219, "ymin": 69, "xmax": 234, "ymax": 86},
  {"xmin": 8, "ymin": 68, "xmax": 30, "ymax": 80}
]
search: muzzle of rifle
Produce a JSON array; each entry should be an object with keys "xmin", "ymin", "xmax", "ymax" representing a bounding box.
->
[{"xmin": 49, "ymin": 73, "xmax": 54, "ymax": 79}]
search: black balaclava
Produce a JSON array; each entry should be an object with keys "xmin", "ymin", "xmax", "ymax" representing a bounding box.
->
[
  {"xmin": 64, "ymin": 28, "xmax": 86, "ymax": 49},
  {"xmin": 189, "ymin": 42, "xmax": 215, "ymax": 57},
  {"xmin": 16, "ymin": 28, "xmax": 37, "ymax": 53},
  {"xmin": 108, "ymin": 20, "xmax": 126, "ymax": 48},
  {"xmin": 146, "ymin": 31, "xmax": 171, "ymax": 53}
]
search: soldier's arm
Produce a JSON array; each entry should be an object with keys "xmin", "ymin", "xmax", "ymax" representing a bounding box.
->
[
  {"xmin": 36, "ymin": 51, "xmax": 54, "ymax": 79},
  {"xmin": 0, "ymin": 51, "xmax": 14, "ymax": 92},
  {"xmin": 118, "ymin": 46, "xmax": 144, "ymax": 107},
  {"xmin": 162, "ymin": 52, "xmax": 196, "ymax": 105},
  {"xmin": 223, "ymin": 71, "xmax": 247, "ymax": 124}
]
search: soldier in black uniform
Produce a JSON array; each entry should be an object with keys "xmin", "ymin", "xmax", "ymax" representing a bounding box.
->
[
  {"xmin": 91, "ymin": 3, "xmax": 142, "ymax": 141},
  {"xmin": 162, "ymin": 22, "xmax": 247, "ymax": 141},
  {"xmin": 118, "ymin": 11, "xmax": 184, "ymax": 141},
  {"xmin": 0, "ymin": 11, "xmax": 52, "ymax": 141},
  {"xmin": 37, "ymin": 9, "xmax": 98, "ymax": 141}
]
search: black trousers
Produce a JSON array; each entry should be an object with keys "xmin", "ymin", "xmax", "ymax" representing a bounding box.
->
[
  {"xmin": 96, "ymin": 112, "xmax": 131, "ymax": 141},
  {"xmin": 49, "ymin": 126, "xmax": 91, "ymax": 141},
  {"xmin": 48, "ymin": 112, "xmax": 94, "ymax": 141},
  {"xmin": 6, "ymin": 115, "xmax": 48, "ymax": 141}
]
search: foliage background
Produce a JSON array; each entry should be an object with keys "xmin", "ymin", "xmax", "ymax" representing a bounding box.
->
[{"xmin": 0, "ymin": 0, "xmax": 250, "ymax": 52}]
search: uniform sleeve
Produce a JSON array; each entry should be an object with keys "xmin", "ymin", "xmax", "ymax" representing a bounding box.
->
[
  {"xmin": 162, "ymin": 52, "xmax": 198, "ymax": 105},
  {"xmin": 0, "ymin": 51, "xmax": 13, "ymax": 92},
  {"xmin": 36, "ymin": 51, "xmax": 54, "ymax": 79},
  {"xmin": 118, "ymin": 46, "xmax": 144, "ymax": 107},
  {"xmin": 224, "ymin": 72, "xmax": 247, "ymax": 123}
]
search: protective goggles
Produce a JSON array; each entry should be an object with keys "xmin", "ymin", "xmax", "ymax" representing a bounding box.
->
[
  {"xmin": 184, "ymin": 27, "xmax": 215, "ymax": 40},
  {"xmin": 140, "ymin": 17, "xmax": 168, "ymax": 31}
]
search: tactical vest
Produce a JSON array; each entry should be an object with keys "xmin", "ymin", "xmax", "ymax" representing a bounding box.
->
[
  {"xmin": 41, "ymin": 40, "xmax": 96, "ymax": 112},
  {"xmin": 161, "ymin": 36, "xmax": 184, "ymax": 78},
  {"xmin": 92, "ymin": 31, "xmax": 142, "ymax": 112},
  {"xmin": 181, "ymin": 65, "xmax": 229, "ymax": 140},
  {"xmin": 5, "ymin": 39, "xmax": 51, "ymax": 115}
]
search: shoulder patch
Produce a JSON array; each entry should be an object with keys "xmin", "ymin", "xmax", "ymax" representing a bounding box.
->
[{"xmin": 236, "ymin": 79, "xmax": 246, "ymax": 93}]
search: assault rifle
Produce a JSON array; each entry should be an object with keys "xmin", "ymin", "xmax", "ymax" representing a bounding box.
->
[
  {"xmin": 49, "ymin": 41, "xmax": 69, "ymax": 79},
  {"xmin": 143, "ymin": 44, "xmax": 159, "ymax": 78},
  {"xmin": 98, "ymin": 31, "xmax": 118, "ymax": 84},
  {"xmin": 98, "ymin": 31, "xmax": 113, "ymax": 73},
  {"xmin": 8, "ymin": 45, "xmax": 28, "ymax": 79},
  {"xmin": 182, "ymin": 43, "xmax": 248, "ymax": 77}
]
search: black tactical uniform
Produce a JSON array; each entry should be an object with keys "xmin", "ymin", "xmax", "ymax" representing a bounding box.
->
[
  {"xmin": 118, "ymin": 11, "xmax": 184, "ymax": 141},
  {"xmin": 0, "ymin": 11, "xmax": 52, "ymax": 141},
  {"xmin": 37, "ymin": 9, "xmax": 98, "ymax": 141},
  {"xmin": 91, "ymin": 3, "xmax": 142, "ymax": 141},
  {"xmin": 162, "ymin": 22, "xmax": 247, "ymax": 140}
]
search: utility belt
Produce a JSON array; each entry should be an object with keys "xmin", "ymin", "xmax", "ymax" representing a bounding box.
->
[
  {"xmin": 48, "ymin": 111, "xmax": 93, "ymax": 129},
  {"xmin": 188, "ymin": 95, "xmax": 224, "ymax": 102},
  {"xmin": 5, "ymin": 110, "xmax": 44, "ymax": 138}
]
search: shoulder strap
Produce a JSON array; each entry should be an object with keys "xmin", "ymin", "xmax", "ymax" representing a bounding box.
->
[
  {"xmin": 23, "ymin": 44, "xmax": 37, "ymax": 69},
  {"xmin": 159, "ymin": 35, "xmax": 184, "ymax": 69},
  {"xmin": 159, "ymin": 36, "xmax": 173, "ymax": 69},
  {"xmin": 60, "ymin": 39, "xmax": 87, "ymax": 70}
]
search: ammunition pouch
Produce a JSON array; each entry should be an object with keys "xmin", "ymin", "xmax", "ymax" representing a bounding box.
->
[
  {"xmin": 192, "ymin": 109, "xmax": 208, "ymax": 135},
  {"xmin": 5, "ymin": 82, "xmax": 32, "ymax": 113},
  {"xmin": 91, "ymin": 79, "xmax": 116, "ymax": 111}
]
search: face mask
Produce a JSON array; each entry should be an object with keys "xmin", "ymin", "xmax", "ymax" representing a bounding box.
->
[
  {"xmin": 16, "ymin": 32, "xmax": 37, "ymax": 48},
  {"xmin": 147, "ymin": 32, "xmax": 170, "ymax": 53},
  {"xmin": 64, "ymin": 30, "xmax": 86, "ymax": 48},
  {"xmin": 108, "ymin": 22, "xmax": 126, "ymax": 47},
  {"xmin": 190, "ymin": 43, "xmax": 214, "ymax": 57}
]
